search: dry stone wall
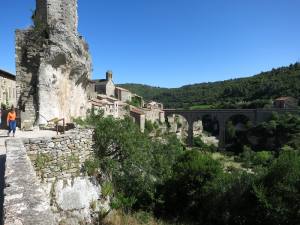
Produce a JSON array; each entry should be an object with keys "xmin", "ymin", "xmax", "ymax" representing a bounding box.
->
[
  {"xmin": 4, "ymin": 139, "xmax": 57, "ymax": 225},
  {"xmin": 4, "ymin": 129, "xmax": 110, "ymax": 225},
  {"xmin": 23, "ymin": 129, "xmax": 94, "ymax": 183}
]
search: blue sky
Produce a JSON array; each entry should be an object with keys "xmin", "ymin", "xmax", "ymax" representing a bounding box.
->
[{"xmin": 1, "ymin": 0, "xmax": 300, "ymax": 87}]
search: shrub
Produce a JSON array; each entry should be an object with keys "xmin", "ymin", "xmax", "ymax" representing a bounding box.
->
[
  {"xmin": 193, "ymin": 136, "xmax": 217, "ymax": 152},
  {"xmin": 83, "ymin": 158, "xmax": 99, "ymax": 176},
  {"xmin": 91, "ymin": 116, "xmax": 184, "ymax": 211},
  {"xmin": 145, "ymin": 120, "xmax": 154, "ymax": 133},
  {"xmin": 157, "ymin": 150, "xmax": 224, "ymax": 222},
  {"xmin": 252, "ymin": 151, "xmax": 274, "ymax": 166},
  {"xmin": 228, "ymin": 150, "xmax": 300, "ymax": 225},
  {"xmin": 101, "ymin": 181, "xmax": 114, "ymax": 198},
  {"xmin": 110, "ymin": 193, "xmax": 136, "ymax": 213}
]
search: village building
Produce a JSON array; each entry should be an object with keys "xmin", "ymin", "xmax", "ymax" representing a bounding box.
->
[
  {"xmin": 93, "ymin": 71, "xmax": 116, "ymax": 97},
  {"xmin": 89, "ymin": 94, "xmax": 119, "ymax": 118},
  {"xmin": 143, "ymin": 101, "xmax": 165, "ymax": 123},
  {"xmin": 0, "ymin": 69, "xmax": 16, "ymax": 108},
  {"xmin": 93, "ymin": 71, "xmax": 138, "ymax": 104},
  {"xmin": 130, "ymin": 106, "xmax": 145, "ymax": 133},
  {"xmin": 91, "ymin": 71, "xmax": 165, "ymax": 131},
  {"xmin": 273, "ymin": 97, "xmax": 298, "ymax": 109},
  {"xmin": 115, "ymin": 86, "xmax": 132, "ymax": 103},
  {"xmin": 117, "ymin": 101, "xmax": 129, "ymax": 119}
]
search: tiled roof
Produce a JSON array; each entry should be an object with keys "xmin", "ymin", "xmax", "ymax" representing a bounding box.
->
[
  {"xmin": 93, "ymin": 79, "xmax": 108, "ymax": 85},
  {"xmin": 0, "ymin": 69, "xmax": 16, "ymax": 80},
  {"xmin": 115, "ymin": 86, "xmax": 130, "ymax": 92},
  {"xmin": 130, "ymin": 107, "xmax": 145, "ymax": 115},
  {"xmin": 275, "ymin": 96, "xmax": 296, "ymax": 101},
  {"xmin": 97, "ymin": 94, "xmax": 118, "ymax": 101}
]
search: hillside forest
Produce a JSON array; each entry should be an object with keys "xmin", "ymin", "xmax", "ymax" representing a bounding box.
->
[{"xmin": 120, "ymin": 63, "xmax": 300, "ymax": 109}]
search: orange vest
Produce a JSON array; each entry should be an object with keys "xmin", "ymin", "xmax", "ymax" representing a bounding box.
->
[{"xmin": 7, "ymin": 112, "xmax": 16, "ymax": 122}]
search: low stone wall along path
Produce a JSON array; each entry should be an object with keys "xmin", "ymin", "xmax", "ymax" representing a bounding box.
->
[{"xmin": 0, "ymin": 130, "xmax": 57, "ymax": 225}]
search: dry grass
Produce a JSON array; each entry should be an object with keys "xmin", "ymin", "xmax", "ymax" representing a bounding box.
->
[
  {"xmin": 100, "ymin": 210, "xmax": 177, "ymax": 225},
  {"xmin": 211, "ymin": 152, "xmax": 242, "ymax": 170}
]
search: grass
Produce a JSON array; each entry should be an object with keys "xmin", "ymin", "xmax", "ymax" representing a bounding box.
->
[
  {"xmin": 100, "ymin": 210, "xmax": 186, "ymax": 225},
  {"xmin": 189, "ymin": 104, "xmax": 214, "ymax": 110},
  {"xmin": 211, "ymin": 152, "xmax": 242, "ymax": 171}
]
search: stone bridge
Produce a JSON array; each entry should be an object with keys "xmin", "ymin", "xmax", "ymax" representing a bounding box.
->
[{"xmin": 164, "ymin": 108, "xmax": 300, "ymax": 148}]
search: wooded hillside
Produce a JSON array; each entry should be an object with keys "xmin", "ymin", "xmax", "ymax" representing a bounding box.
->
[{"xmin": 120, "ymin": 63, "xmax": 300, "ymax": 109}]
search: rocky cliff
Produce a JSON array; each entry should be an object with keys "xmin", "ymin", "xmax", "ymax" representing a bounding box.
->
[{"xmin": 16, "ymin": 0, "xmax": 92, "ymax": 129}]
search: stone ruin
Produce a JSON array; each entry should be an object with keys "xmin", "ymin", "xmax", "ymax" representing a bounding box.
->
[{"xmin": 16, "ymin": 0, "xmax": 92, "ymax": 129}]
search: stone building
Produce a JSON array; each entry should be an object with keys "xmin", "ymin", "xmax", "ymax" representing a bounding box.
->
[
  {"xmin": 115, "ymin": 86, "xmax": 132, "ymax": 102},
  {"xmin": 143, "ymin": 101, "xmax": 165, "ymax": 123},
  {"xmin": 273, "ymin": 97, "xmax": 298, "ymax": 109},
  {"xmin": 16, "ymin": 0, "xmax": 92, "ymax": 129},
  {"xmin": 94, "ymin": 71, "xmax": 116, "ymax": 97},
  {"xmin": 89, "ymin": 94, "xmax": 119, "ymax": 118},
  {"xmin": 118, "ymin": 101, "xmax": 129, "ymax": 118},
  {"xmin": 93, "ymin": 71, "xmax": 144, "ymax": 107},
  {"xmin": 0, "ymin": 69, "xmax": 16, "ymax": 107},
  {"xmin": 130, "ymin": 107, "xmax": 145, "ymax": 133}
]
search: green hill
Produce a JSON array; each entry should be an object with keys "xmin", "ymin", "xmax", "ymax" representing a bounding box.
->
[{"xmin": 119, "ymin": 63, "xmax": 300, "ymax": 109}]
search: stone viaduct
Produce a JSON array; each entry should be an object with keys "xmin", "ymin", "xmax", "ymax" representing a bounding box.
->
[{"xmin": 164, "ymin": 108, "xmax": 300, "ymax": 148}]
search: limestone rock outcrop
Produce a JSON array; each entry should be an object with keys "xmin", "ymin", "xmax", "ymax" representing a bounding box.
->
[{"xmin": 16, "ymin": 0, "xmax": 92, "ymax": 129}]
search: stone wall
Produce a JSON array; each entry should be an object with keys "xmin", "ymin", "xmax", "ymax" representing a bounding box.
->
[
  {"xmin": 4, "ymin": 129, "xmax": 110, "ymax": 224},
  {"xmin": 15, "ymin": 29, "xmax": 40, "ymax": 128},
  {"xmin": 23, "ymin": 129, "xmax": 94, "ymax": 183},
  {"xmin": 0, "ymin": 70, "xmax": 16, "ymax": 107},
  {"xmin": 35, "ymin": 0, "xmax": 78, "ymax": 34},
  {"xmin": 144, "ymin": 108, "xmax": 165, "ymax": 124},
  {"xmin": 130, "ymin": 110, "xmax": 145, "ymax": 133},
  {"xmin": 24, "ymin": 129, "xmax": 110, "ymax": 224},
  {"xmin": 4, "ymin": 139, "xmax": 57, "ymax": 225}
]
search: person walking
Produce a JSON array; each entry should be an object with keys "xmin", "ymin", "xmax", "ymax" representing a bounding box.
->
[{"xmin": 7, "ymin": 106, "xmax": 17, "ymax": 137}]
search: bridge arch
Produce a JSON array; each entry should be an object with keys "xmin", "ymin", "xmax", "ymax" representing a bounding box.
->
[
  {"xmin": 164, "ymin": 108, "xmax": 299, "ymax": 149},
  {"xmin": 190, "ymin": 114, "xmax": 220, "ymax": 147},
  {"xmin": 224, "ymin": 114, "xmax": 253, "ymax": 151},
  {"xmin": 165, "ymin": 113, "xmax": 192, "ymax": 145}
]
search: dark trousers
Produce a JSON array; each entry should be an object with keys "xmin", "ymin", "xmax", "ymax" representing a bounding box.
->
[{"xmin": 8, "ymin": 120, "xmax": 16, "ymax": 134}]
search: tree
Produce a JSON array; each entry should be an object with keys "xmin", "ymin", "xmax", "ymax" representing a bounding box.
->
[
  {"xmin": 157, "ymin": 150, "xmax": 224, "ymax": 222},
  {"xmin": 91, "ymin": 115, "xmax": 184, "ymax": 211}
]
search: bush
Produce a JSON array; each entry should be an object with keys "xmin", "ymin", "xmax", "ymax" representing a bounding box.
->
[
  {"xmin": 193, "ymin": 136, "xmax": 217, "ymax": 152},
  {"xmin": 235, "ymin": 113, "xmax": 300, "ymax": 152},
  {"xmin": 193, "ymin": 136, "xmax": 206, "ymax": 148},
  {"xmin": 238, "ymin": 146, "xmax": 274, "ymax": 168},
  {"xmin": 229, "ymin": 150, "xmax": 300, "ymax": 225},
  {"xmin": 250, "ymin": 150, "xmax": 300, "ymax": 225},
  {"xmin": 90, "ymin": 115, "xmax": 184, "ymax": 211},
  {"xmin": 145, "ymin": 120, "xmax": 154, "ymax": 133},
  {"xmin": 252, "ymin": 151, "xmax": 274, "ymax": 166},
  {"xmin": 157, "ymin": 150, "xmax": 224, "ymax": 222},
  {"xmin": 83, "ymin": 158, "xmax": 99, "ymax": 176},
  {"xmin": 1, "ymin": 103, "xmax": 8, "ymax": 110},
  {"xmin": 111, "ymin": 193, "xmax": 136, "ymax": 213}
]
